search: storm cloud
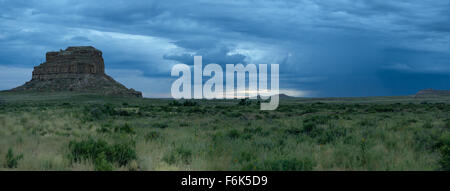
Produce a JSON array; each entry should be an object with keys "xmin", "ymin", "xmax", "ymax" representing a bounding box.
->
[{"xmin": 0, "ymin": 0, "xmax": 449, "ymax": 97}]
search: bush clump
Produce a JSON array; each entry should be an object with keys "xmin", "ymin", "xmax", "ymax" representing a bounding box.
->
[
  {"xmin": 423, "ymin": 121, "xmax": 434, "ymax": 129},
  {"xmin": 227, "ymin": 129, "xmax": 240, "ymax": 139},
  {"xmin": 94, "ymin": 152, "xmax": 113, "ymax": 171},
  {"xmin": 162, "ymin": 145, "xmax": 193, "ymax": 164},
  {"xmin": 85, "ymin": 104, "xmax": 116, "ymax": 120},
  {"xmin": 242, "ymin": 157, "xmax": 314, "ymax": 171},
  {"xmin": 285, "ymin": 127, "xmax": 302, "ymax": 136},
  {"xmin": 68, "ymin": 138, "xmax": 137, "ymax": 170},
  {"xmin": 300, "ymin": 122, "xmax": 347, "ymax": 144},
  {"xmin": 302, "ymin": 122, "xmax": 316, "ymax": 134},
  {"xmin": 438, "ymin": 133, "xmax": 450, "ymax": 170},
  {"xmin": 413, "ymin": 129, "xmax": 440, "ymax": 150},
  {"xmin": 444, "ymin": 119, "xmax": 450, "ymax": 129},
  {"xmin": 114, "ymin": 123, "xmax": 134, "ymax": 134},
  {"xmin": 238, "ymin": 98, "xmax": 251, "ymax": 106},
  {"xmin": 84, "ymin": 104, "xmax": 136, "ymax": 121},
  {"xmin": 169, "ymin": 100, "xmax": 182, "ymax": 106},
  {"xmin": 369, "ymin": 105, "xmax": 394, "ymax": 112},
  {"xmin": 145, "ymin": 131, "xmax": 162, "ymax": 142},
  {"xmin": 183, "ymin": 100, "xmax": 198, "ymax": 106},
  {"xmin": 303, "ymin": 115, "xmax": 332, "ymax": 125},
  {"xmin": 168, "ymin": 100, "xmax": 198, "ymax": 106},
  {"xmin": 154, "ymin": 122, "xmax": 169, "ymax": 129},
  {"xmin": 4, "ymin": 148, "xmax": 23, "ymax": 168}
]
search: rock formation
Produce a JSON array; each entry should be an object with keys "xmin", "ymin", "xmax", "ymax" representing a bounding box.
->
[
  {"xmin": 415, "ymin": 88, "xmax": 450, "ymax": 97},
  {"xmin": 31, "ymin": 46, "xmax": 105, "ymax": 80},
  {"xmin": 11, "ymin": 46, "xmax": 142, "ymax": 97}
]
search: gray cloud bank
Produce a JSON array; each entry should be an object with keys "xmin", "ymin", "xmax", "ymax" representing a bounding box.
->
[{"xmin": 0, "ymin": 0, "xmax": 449, "ymax": 97}]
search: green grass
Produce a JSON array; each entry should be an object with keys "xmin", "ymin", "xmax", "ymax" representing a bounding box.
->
[{"xmin": 0, "ymin": 91, "xmax": 449, "ymax": 170}]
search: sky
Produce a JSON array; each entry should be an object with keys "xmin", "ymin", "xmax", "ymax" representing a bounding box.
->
[{"xmin": 0, "ymin": 0, "xmax": 449, "ymax": 98}]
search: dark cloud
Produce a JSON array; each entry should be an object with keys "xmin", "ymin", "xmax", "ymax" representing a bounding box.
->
[
  {"xmin": 70, "ymin": 36, "xmax": 91, "ymax": 42},
  {"xmin": 377, "ymin": 70, "xmax": 450, "ymax": 95},
  {"xmin": 163, "ymin": 44, "xmax": 247, "ymax": 66},
  {"xmin": 0, "ymin": 0, "xmax": 449, "ymax": 97}
]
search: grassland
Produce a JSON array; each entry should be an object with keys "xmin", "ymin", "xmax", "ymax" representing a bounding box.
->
[{"xmin": 0, "ymin": 91, "xmax": 449, "ymax": 171}]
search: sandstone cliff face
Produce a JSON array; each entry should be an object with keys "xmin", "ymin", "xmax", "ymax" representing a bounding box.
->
[
  {"xmin": 12, "ymin": 46, "xmax": 142, "ymax": 98},
  {"xmin": 32, "ymin": 46, "xmax": 105, "ymax": 80}
]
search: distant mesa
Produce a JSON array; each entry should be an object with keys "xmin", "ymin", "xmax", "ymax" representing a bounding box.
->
[
  {"xmin": 254, "ymin": 93, "xmax": 293, "ymax": 99},
  {"xmin": 10, "ymin": 46, "xmax": 142, "ymax": 97},
  {"xmin": 415, "ymin": 88, "xmax": 450, "ymax": 97},
  {"xmin": 277, "ymin": 93, "xmax": 293, "ymax": 99}
]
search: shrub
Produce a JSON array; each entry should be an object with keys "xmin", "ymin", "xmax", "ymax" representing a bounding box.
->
[
  {"xmin": 145, "ymin": 131, "xmax": 162, "ymax": 142},
  {"xmin": 179, "ymin": 122, "xmax": 189, "ymax": 127},
  {"xmin": 88, "ymin": 106, "xmax": 104, "ymax": 120},
  {"xmin": 285, "ymin": 127, "xmax": 302, "ymax": 136},
  {"xmin": 243, "ymin": 127, "xmax": 263, "ymax": 134},
  {"xmin": 241, "ymin": 133, "xmax": 253, "ymax": 140},
  {"xmin": 301, "ymin": 122, "xmax": 346, "ymax": 144},
  {"xmin": 115, "ymin": 109, "xmax": 132, "ymax": 116},
  {"xmin": 237, "ymin": 151, "xmax": 255, "ymax": 164},
  {"xmin": 187, "ymin": 107, "xmax": 204, "ymax": 113},
  {"xmin": 359, "ymin": 119, "xmax": 375, "ymax": 126},
  {"xmin": 227, "ymin": 112, "xmax": 243, "ymax": 118},
  {"xmin": 162, "ymin": 145, "xmax": 192, "ymax": 164},
  {"xmin": 169, "ymin": 100, "xmax": 182, "ymax": 106},
  {"xmin": 110, "ymin": 143, "xmax": 138, "ymax": 166},
  {"xmin": 444, "ymin": 119, "xmax": 450, "ymax": 129},
  {"xmin": 440, "ymin": 144, "xmax": 450, "ymax": 171},
  {"xmin": 423, "ymin": 121, "xmax": 433, "ymax": 129},
  {"xmin": 4, "ymin": 148, "xmax": 23, "ymax": 168},
  {"xmin": 69, "ymin": 138, "xmax": 109, "ymax": 163},
  {"xmin": 162, "ymin": 152, "xmax": 176, "ymax": 165},
  {"xmin": 302, "ymin": 122, "xmax": 316, "ymax": 134},
  {"xmin": 303, "ymin": 116, "xmax": 331, "ymax": 125},
  {"xmin": 413, "ymin": 129, "xmax": 440, "ymax": 150},
  {"xmin": 154, "ymin": 123, "xmax": 169, "ymax": 129},
  {"xmin": 114, "ymin": 123, "xmax": 134, "ymax": 134},
  {"xmin": 407, "ymin": 119, "xmax": 418, "ymax": 123},
  {"xmin": 242, "ymin": 157, "xmax": 314, "ymax": 171},
  {"xmin": 238, "ymin": 98, "xmax": 251, "ymax": 106},
  {"xmin": 438, "ymin": 133, "xmax": 450, "ymax": 170},
  {"xmin": 301, "ymin": 108, "xmax": 318, "ymax": 114},
  {"xmin": 84, "ymin": 104, "xmax": 116, "ymax": 120},
  {"xmin": 84, "ymin": 104, "xmax": 137, "ymax": 120},
  {"xmin": 183, "ymin": 100, "xmax": 198, "ymax": 106},
  {"xmin": 227, "ymin": 129, "xmax": 240, "ymax": 139},
  {"xmin": 371, "ymin": 105, "xmax": 394, "ymax": 112},
  {"xmin": 277, "ymin": 105, "xmax": 293, "ymax": 112},
  {"xmin": 212, "ymin": 132, "xmax": 224, "ymax": 143},
  {"xmin": 68, "ymin": 138, "xmax": 137, "ymax": 168},
  {"xmin": 214, "ymin": 105, "xmax": 227, "ymax": 110},
  {"xmin": 94, "ymin": 152, "xmax": 113, "ymax": 171},
  {"xmin": 358, "ymin": 138, "xmax": 368, "ymax": 167},
  {"xmin": 345, "ymin": 108, "xmax": 356, "ymax": 113},
  {"xmin": 159, "ymin": 106, "xmax": 173, "ymax": 112},
  {"xmin": 96, "ymin": 125, "xmax": 111, "ymax": 134},
  {"xmin": 176, "ymin": 146, "xmax": 192, "ymax": 163},
  {"xmin": 315, "ymin": 126, "xmax": 347, "ymax": 144}
]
